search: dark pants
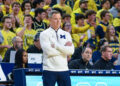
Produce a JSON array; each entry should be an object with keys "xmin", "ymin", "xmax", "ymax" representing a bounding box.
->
[{"xmin": 42, "ymin": 70, "xmax": 71, "ymax": 86}]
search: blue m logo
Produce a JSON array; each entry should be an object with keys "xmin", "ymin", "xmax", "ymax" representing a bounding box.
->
[{"xmin": 60, "ymin": 35, "xmax": 66, "ymax": 39}]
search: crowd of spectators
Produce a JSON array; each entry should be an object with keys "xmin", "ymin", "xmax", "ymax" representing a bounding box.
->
[{"xmin": 0, "ymin": 0, "xmax": 120, "ymax": 70}]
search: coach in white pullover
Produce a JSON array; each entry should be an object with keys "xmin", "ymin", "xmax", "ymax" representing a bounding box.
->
[{"xmin": 40, "ymin": 10, "xmax": 74, "ymax": 86}]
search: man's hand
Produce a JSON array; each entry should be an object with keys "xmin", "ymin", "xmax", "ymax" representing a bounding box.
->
[{"xmin": 65, "ymin": 41, "xmax": 72, "ymax": 46}]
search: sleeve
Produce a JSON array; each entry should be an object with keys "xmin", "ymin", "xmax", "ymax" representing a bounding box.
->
[
  {"xmin": 72, "ymin": 24, "xmax": 90, "ymax": 33},
  {"xmin": 95, "ymin": 25, "xmax": 105, "ymax": 39},
  {"xmin": 40, "ymin": 31, "xmax": 61, "ymax": 57},
  {"xmin": 55, "ymin": 33, "xmax": 74, "ymax": 55},
  {"xmin": 68, "ymin": 60, "xmax": 79, "ymax": 69},
  {"xmin": 73, "ymin": 0, "xmax": 79, "ymax": 11}
]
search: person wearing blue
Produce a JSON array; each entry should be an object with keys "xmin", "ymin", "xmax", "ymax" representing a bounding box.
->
[{"xmin": 40, "ymin": 10, "xmax": 74, "ymax": 86}]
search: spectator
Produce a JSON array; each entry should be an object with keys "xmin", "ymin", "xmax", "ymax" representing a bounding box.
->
[
  {"xmin": 62, "ymin": 14, "xmax": 71, "ymax": 23},
  {"xmin": 96, "ymin": 0, "xmax": 113, "ymax": 24},
  {"xmin": 93, "ymin": 45, "xmax": 114, "ymax": 70},
  {"xmin": 71, "ymin": 0, "xmax": 88, "ymax": 25},
  {"xmin": 2, "ymin": 36, "xmax": 23, "ymax": 62},
  {"xmin": 0, "ymin": 16, "xmax": 16, "ymax": 59},
  {"xmin": 69, "ymin": 46, "xmax": 92, "ymax": 69},
  {"xmin": 96, "ymin": 10, "xmax": 110, "ymax": 40},
  {"xmin": 21, "ymin": 1, "xmax": 32, "ymax": 15},
  {"xmin": 53, "ymin": 0, "xmax": 72, "ymax": 15},
  {"xmin": 27, "ymin": 32, "xmax": 43, "ymax": 53},
  {"xmin": 109, "ymin": 0, "xmax": 120, "ymax": 18},
  {"xmin": 73, "ymin": 0, "xmax": 97, "ymax": 12},
  {"xmin": 14, "ymin": 48, "xmax": 29, "ymax": 69},
  {"xmin": 16, "ymin": 14, "xmax": 37, "ymax": 50},
  {"xmin": 32, "ymin": 8, "xmax": 47, "ymax": 32}
]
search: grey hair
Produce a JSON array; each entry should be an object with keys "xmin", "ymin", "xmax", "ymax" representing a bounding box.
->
[
  {"xmin": 48, "ymin": 10, "xmax": 60, "ymax": 18},
  {"xmin": 12, "ymin": 36, "xmax": 21, "ymax": 44}
]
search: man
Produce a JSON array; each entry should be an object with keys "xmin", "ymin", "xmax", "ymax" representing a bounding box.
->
[
  {"xmin": 109, "ymin": 0, "xmax": 120, "ymax": 18},
  {"xmin": 0, "ymin": 16, "xmax": 16, "ymax": 59},
  {"xmin": 69, "ymin": 47, "xmax": 92, "ymax": 69},
  {"xmin": 71, "ymin": 0, "xmax": 88, "ymax": 25},
  {"xmin": 96, "ymin": 10, "xmax": 110, "ymax": 40},
  {"xmin": 40, "ymin": 10, "xmax": 74, "ymax": 86},
  {"xmin": 93, "ymin": 45, "xmax": 114, "ymax": 70},
  {"xmin": 2, "ymin": 36, "xmax": 23, "ymax": 62},
  {"xmin": 32, "ymin": 8, "xmax": 47, "ymax": 32},
  {"xmin": 16, "ymin": 15, "xmax": 37, "ymax": 50},
  {"xmin": 27, "ymin": 32, "xmax": 43, "ymax": 53},
  {"xmin": 53, "ymin": 0, "xmax": 72, "ymax": 15}
]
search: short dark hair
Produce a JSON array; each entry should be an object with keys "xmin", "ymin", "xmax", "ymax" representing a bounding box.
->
[
  {"xmin": 82, "ymin": 46, "xmax": 92, "ymax": 54},
  {"xmin": 35, "ymin": 8, "xmax": 46, "ymax": 17},
  {"xmin": 24, "ymin": 14, "xmax": 33, "ymax": 21},
  {"xmin": 100, "ymin": 10, "xmax": 109, "ymax": 19},
  {"xmin": 75, "ymin": 14, "xmax": 85, "ymax": 22},
  {"xmin": 101, "ymin": 0, "xmax": 110, "ymax": 6},
  {"xmin": 12, "ymin": 2, "xmax": 20, "ymax": 8},
  {"xmin": 32, "ymin": 0, "xmax": 44, "ymax": 8},
  {"xmin": 2, "ymin": 16, "xmax": 11, "ymax": 23},
  {"xmin": 85, "ymin": 10, "xmax": 96, "ymax": 18},
  {"xmin": 62, "ymin": 14, "xmax": 71, "ymax": 19},
  {"xmin": 100, "ymin": 45, "xmax": 112, "ymax": 53},
  {"xmin": 21, "ymin": 1, "xmax": 32, "ymax": 11},
  {"xmin": 114, "ymin": 0, "xmax": 120, "ymax": 5}
]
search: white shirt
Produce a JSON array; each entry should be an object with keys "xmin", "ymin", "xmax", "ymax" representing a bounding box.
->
[{"xmin": 40, "ymin": 27, "xmax": 74, "ymax": 71}]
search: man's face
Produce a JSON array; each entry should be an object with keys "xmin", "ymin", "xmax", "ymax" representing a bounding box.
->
[
  {"xmin": 103, "ymin": 1, "xmax": 110, "ymax": 9},
  {"xmin": 40, "ymin": 12, "xmax": 47, "ymax": 20},
  {"xmin": 77, "ymin": 18, "xmax": 84, "ymax": 26},
  {"xmin": 82, "ymin": 48, "xmax": 92, "ymax": 62},
  {"xmin": 89, "ymin": 14, "xmax": 96, "ymax": 22},
  {"xmin": 25, "ymin": 3, "xmax": 31, "ymax": 11},
  {"xmin": 104, "ymin": 13, "xmax": 110, "ymax": 22},
  {"xmin": 4, "ymin": 18, "xmax": 12, "ymax": 29},
  {"xmin": 24, "ymin": 16, "xmax": 33, "ymax": 26},
  {"xmin": 12, "ymin": 4, "xmax": 20, "ymax": 14},
  {"xmin": 15, "ymin": 38, "xmax": 23, "ymax": 49},
  {"xmin": 115, "ymin": 1, "xmax": 120, "ymax": 10},
  {"xmin": 102, "ymin": 47, "xmax": 113, "ymax": 61},
  {"xmin": 80, "ymin": 2, "xmax": 88, "ymax": 10},
  {"xmin": 50, "ymin": 13, "xmax": 61, "ymax": 29}
]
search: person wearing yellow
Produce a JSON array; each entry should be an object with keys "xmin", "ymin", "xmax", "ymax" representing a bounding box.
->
[
  {"xmin": 52, "ymin": 0, "xmax": 72, "ymax": 15},
  {"xmin": 96, "ymin": 0, "xmax": 113, "ymax": 24},
  {"xmin": 72, "ymin": 10, "xmax": 96, "ymax": 48},
  {"xmin": 16, "ymin": 15, "xmax": 37, "ymax": 50},
  {"xmin": 0, "ymin": 0, "xmax": 12, "ymax": 16},
  {"xmin": 11, "ymin": 2, "xmax": 23, "ymax": 27},
  {"xmin": 113, "ymin": 9, "xmax": 120, "ymax": 27},
  {"xmin": 43, "ymin": 5, "xmax": 52, "ymax": 25},
  {"xmin": 73, "ymin": 0, "xmax": 97, "ymax": 12},
  {"xmin": 30, "ymin": 0, "xmax": 45, "ymax": 17},
  {"xmin": 70, "ymin": 0, "xmax": 88, "ymax": 25},
  {"xmin": 0, "ymin": 16, "xmax": 16, "ymax": 59},
  {"xmin": 96, "ymin": 10, "xmax": 110, "ymax": 40}
]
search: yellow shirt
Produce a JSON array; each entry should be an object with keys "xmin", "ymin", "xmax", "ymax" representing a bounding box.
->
[
  {"xmin": 0, "ymin": 30, "xmax": 16, "ymax": 59},
  {"xmin": 73, "ymin": 0, "xmax": 97, "ymax": 12},
  {"xmin": 113, "ymin": 17, "xmax": 120, "ymax": 27},
  {"xmin": 53, "ymin": 4, "xmax": 72, "ymax": 15},
  {"xmin": 16, "ymin": 27, "xmax": 37, "ymax": 50},
  {"xmin": 70, "ymin": 8, "xmax": 84, "ymax": 25}
]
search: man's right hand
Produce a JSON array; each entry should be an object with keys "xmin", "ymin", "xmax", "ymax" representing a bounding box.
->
[{"xmin": 65, "ymin": 41, "xmax": 72, "ymax": 46}]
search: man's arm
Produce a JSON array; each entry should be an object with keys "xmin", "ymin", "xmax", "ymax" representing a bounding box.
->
[
  {"xmin": 40, "ymin": 31, "xmax": 61, "ymax": 57},
  {"xmin": 54, "ymin": 33, "xmax": 74, "ymax": 55}
]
